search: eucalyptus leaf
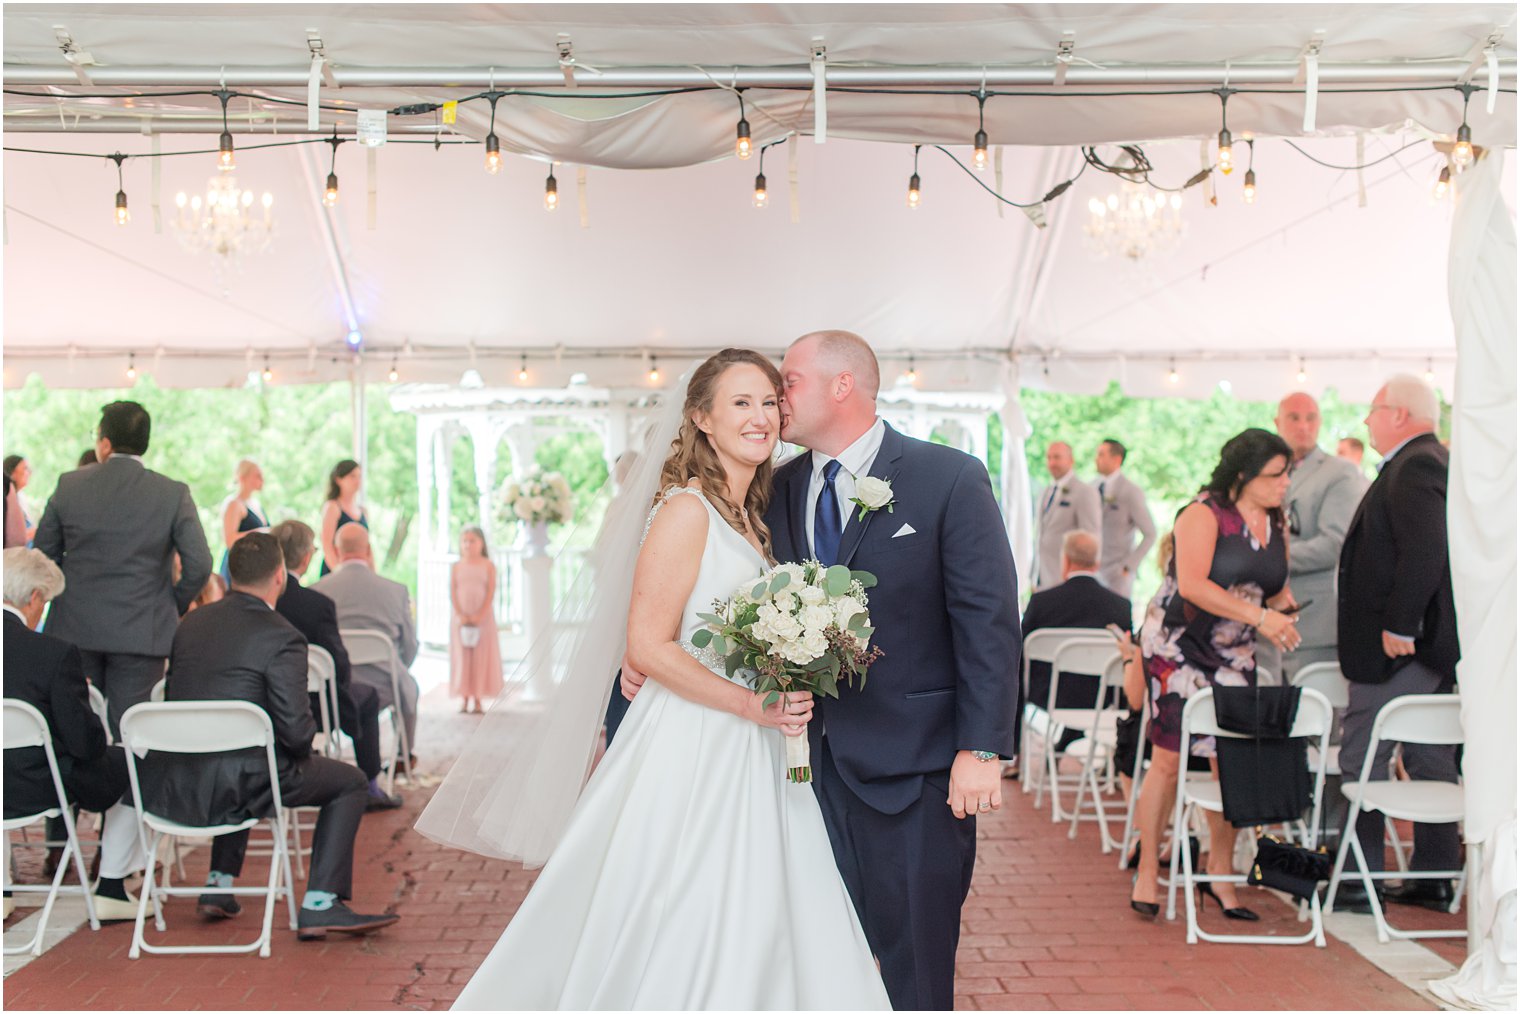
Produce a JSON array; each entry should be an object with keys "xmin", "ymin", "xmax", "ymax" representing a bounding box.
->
[
  {"xmin": 851, "ymin": 570, "xmax": 879, "ymax": 589},
  {"xmin": 764, "ymin": 690, "xmax": 781, "ymax": 709},
  {"xmin": 697, "ymin": 611, "xmax": 726, "ymax": 627},
  {"xmin": 825, "ymin": 565, "xmax": 851, "ymax": 597},
  {"xmin": 691, "ymin": 628, "xmax": 713, "ymax": 649},
  {"xmin": 751, "ymin": 582, "xmax": 769, "ymax": 600},
  {"xmin": 770, "ymin": 572, "xmax": 791, "ymax": 594}
]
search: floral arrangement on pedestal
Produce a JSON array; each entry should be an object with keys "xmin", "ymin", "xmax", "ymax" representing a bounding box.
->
[{"xmin": 501, "ymin": 469, "xmax": 575, "ymax": 526}]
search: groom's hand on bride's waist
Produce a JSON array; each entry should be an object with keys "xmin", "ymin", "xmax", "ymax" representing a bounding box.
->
[
  {"xmin": 620, "ymin": 657, "xmax": 647, "ymax": 701},
  {"xmin": 947, "ymin": 750, "xmax": 1003, "ymax": 820}
]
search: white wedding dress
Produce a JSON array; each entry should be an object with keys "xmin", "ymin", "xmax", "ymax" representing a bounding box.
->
[{"xmin": 453, "ymin": 487, "xmax": 890, "ymax": 1011}]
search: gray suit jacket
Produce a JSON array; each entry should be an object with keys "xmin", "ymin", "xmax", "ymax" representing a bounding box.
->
[
  {"xmin": 1034, "ymin": 474, "xmax": 1101, "ymax": 590},
  {"xmin": 35, "ymin": 456, "xmax": 211, "ymax": 657},
  {"xmin": 312, "ymin": 560, "xmax": 419, "ymax": 669},
  {"xmin": 1094, "ymin": 471, "xmax": 1157, "ymax": 596},
  {"xmin": 1285, "ymin": 447, "xmax": 1368, "ymax": 650}
]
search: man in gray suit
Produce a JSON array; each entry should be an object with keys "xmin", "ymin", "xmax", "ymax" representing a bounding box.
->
[
  {"xmin": 1092, "ymin": 439, "xmax": 1157, "ymax": 598},
  {"xmin": 34, "ymin": 401, "xmax": 212, "ymax": 736},
  {"xmin": 1034, "ymin": 441, "xmax": 1101, "ymax": 591},
  {"xmin": 313, "ymin": 524, "xmax": 420, "ymax": 762},
  {"xmin": 1261, "ymin": 392, "xmax": 1368, "ymax": 681}
]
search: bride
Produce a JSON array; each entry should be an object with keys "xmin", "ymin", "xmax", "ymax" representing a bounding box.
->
[{"xmin": 419, "ymin": 349, "xmax": 890, "ymax": 1010}]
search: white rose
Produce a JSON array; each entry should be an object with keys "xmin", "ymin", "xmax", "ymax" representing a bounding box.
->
[
  {"xmin": 513, "ymin": 499, "xmax": 534, "ymax": 521},
  {"xmin": 771, "ymin": 612, "xmax": 802, "ymax": 640},
  {"xmin": 854, "ymin": 476, "xmax": 894, "ymax": 510},
  {"xmin": 801, "ymin": 629, "xmax": 829, "ymax": 660},
  {"xmin": 797, "ymin": 585, "xmax": 826, "ymax": 606},
  {"xmin": 834, "ymin": 596, "xmax": 865, "ymax": 627},
  {"xmin": 504, "ymin": 482, "xmax": 521, "ymax": 503},
  {"xmin": 784, "ymin": 639, "xmax": 816, "ymax": 666},
  {"xmin": 773, "ymin": 590, "xmax": 797, "ymax": 614},
  {"xmin": 801, "ymin": 604, "xmax": 833, "ymax": 633},
  {"xmin": 756, "ymin": 603, "xmax": 779, "ymax": 624},
  {"xmin": 777, "ymin": 563, "xmax": 807, "ymax": 585}
]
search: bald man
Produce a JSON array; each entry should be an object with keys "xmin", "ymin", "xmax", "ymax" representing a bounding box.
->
[
  {"xmin": 313, "ymin": 525, "xmax": 421, "ymax": 764},
  {"xmin": 1262, "ymin": 392, "xmax": 1367, "ymax": 682},
  {"xmin": 1034, "ymin": 442, "xmax": 1101, "ymax": 591}
]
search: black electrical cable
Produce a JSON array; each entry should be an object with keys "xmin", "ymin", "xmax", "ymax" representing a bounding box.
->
[{"xmin": 1280, "ymin": 137, "xmax": 1428, "ymax": 170}]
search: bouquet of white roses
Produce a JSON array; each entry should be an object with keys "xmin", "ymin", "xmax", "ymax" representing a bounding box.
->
[
  {"xmin": 501, "ymin": 469, "xmax": 574, "ymax": 525},
  {"xmin": 693, "ymin": 561, "xmax": 884, "ymax": 783}
]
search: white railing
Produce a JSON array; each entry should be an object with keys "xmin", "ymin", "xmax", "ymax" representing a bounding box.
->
[{"xmin": 418, "ymin": 546, "xmax": 588, "ymax": 649}]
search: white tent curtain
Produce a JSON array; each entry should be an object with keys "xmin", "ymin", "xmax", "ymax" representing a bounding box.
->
[{"xmin": 1431, "ymin": 149, "xmax": 1517, "ymax": 1011}]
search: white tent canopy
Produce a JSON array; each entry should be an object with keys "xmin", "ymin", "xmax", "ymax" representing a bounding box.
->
[{"xmin": 3, "ymin": 3, "xmax": 1515, "ymax": 394}]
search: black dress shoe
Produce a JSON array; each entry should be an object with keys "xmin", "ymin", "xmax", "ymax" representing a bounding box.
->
[
  {"xmin": 1332, "ymin": 882, "xmax": 1381, "ymax": 914},
  {"xmin": 365, "ymin": 790, "xmax": 404, "ymax": 812},
  {"xmin": 296, "ymin": 902, "xmax": 400, "ymax": 940},
  {"xmin": 1198, "ymin": 883, "xmax": 1259, "ymax": 921},
  {"xmin": 1386, "ymin": 880, "xmax": 1456, "ymax": 912},
  {"xmin": 196, "ymin": 893, "xmax": 242, "ymax": 920}
]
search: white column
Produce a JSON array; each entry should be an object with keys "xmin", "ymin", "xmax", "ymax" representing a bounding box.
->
[
  {"xmin": 415, "ymin": 415, "xmax": 435, "ymax": 560},
  {"xmin": 464, "ymin": 415, "xmax": 500, "ymax": 546},
  {"xmin": 602, "ymin": 401, "xmax": 630, "ymax": 476},
  {"xmin": 434, "ymin": 424, "xmax": 454, "ymax": 554}
]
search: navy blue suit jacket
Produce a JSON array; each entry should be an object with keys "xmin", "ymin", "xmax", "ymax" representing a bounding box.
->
[{"xmin": 764, "ymin": 422, "xmax": 1021, "ymax": 814}]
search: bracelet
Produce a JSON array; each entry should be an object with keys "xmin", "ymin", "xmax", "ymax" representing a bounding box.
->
[
  {"xmin": 970, "ymin": 750, "xmax": 999, "ymax": 762},
  {"xmin": 1255, "ymin": 607, "xmax": 1268, "ymax": 628}
]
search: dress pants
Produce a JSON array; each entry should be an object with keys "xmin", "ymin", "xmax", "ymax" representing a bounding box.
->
[
  {"xmin": 56, "ymin": 748, "xmax": 147, "ymax": 880},
  {"xmin": 210, "ymin": 756, "xmax": 368, "ymax": 899},
  {"xmin": 312, "ymin": 681, "xmax": 383, "ymax": 780},
  {"xmin": 1338, "ymin": 659, "xmax": 1462, "ymax": 873},
  {"xmin": 352, "ymin": 662, "xmax": 419, "ymax": 757},
  {"xmin": 79, "ymin": 651, "xmax": 167, "ymax": 740},
  {"xmin": 813, "ymin": 737, "xmax": 976, "ymax": 1012}
]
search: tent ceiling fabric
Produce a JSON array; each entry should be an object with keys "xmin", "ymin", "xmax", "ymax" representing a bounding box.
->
[{"xmin": 3, "ymin": 4, "xmax": 1516, "ymax": 397}]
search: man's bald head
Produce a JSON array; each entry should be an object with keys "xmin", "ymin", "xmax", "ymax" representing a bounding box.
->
[
  {"xmin": 788, "ymin": 330, "xmax": 881, "ymax": 400},
  {"xmin": 1275, "ymin": 391, "xmax": 1322, "ymax": 461},
  {"xmin": 335, "ymin": 523, "xmax": 372, "ymax": 562},
  {"xmin": 1062, "ymin": 530, "xmax": 1100, "ymax": 572}
]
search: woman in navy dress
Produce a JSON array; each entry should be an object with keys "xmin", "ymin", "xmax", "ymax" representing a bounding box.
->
[
  {"xmin": 319, "ymin": 458, "xmax": 368, "ymax": 576},
  {"xmin": 219, "ymin": 459, "xmax": 268, "ymax": 580},
  {"xmin": 1129, "ymin": 429, "xmax": 1301, "ymax": 920}
]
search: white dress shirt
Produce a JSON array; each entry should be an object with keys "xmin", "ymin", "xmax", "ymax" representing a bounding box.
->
[{"xmin": 804, "ymin": 417, "xmax": 887, "ymax": 557}]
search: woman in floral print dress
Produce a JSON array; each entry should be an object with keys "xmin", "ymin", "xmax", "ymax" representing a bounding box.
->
[{"xmin": 1129, "ymin": 428, "xmax": 1301, "ymax": 918}]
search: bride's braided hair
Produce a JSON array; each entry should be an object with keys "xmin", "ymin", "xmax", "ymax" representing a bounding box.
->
[{"xmin": 656, "ymin": 349, "xmax": 782, "ymax": 556}]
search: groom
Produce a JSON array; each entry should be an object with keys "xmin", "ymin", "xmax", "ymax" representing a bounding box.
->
[{"xmin": 767, "ymin": 331, "xmax": 1021, "ymax": 1010}]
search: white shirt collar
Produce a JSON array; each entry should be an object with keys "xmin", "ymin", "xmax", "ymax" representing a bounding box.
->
[
  {"xmin": 811, "ymin": 417, "xmax": 886, "ymax": 481},
  {"xmin": 2, "ymin": 603, "xmax": 29, "ymax": 626},
  {"xmin": 1049, "ymin": 468, "xmax": 1073, "ymax": 486},
  {"xmin": 1379, "ymin": 433, "xmax": 1426, "ymax": 467},
  {"xmin": 1065, "ymin": 569, "xmax": 1100, "ymax": 580},
  {"xmin": 1098, "ymin": 469, "xmax": 1120, "ymax": 483}
]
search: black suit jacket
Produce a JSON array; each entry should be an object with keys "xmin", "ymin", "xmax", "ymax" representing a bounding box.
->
[
  {"xmin": 1337, "ymin": 433, "xmax": 1460, "ymax": 686},
  {"xmin": 764, "ymin": 422, "xmax": 1022, "ymax": 814},
  {"xmin": 276, "ymin": 572, "xmax": 353, "ymax": 690},
  {"xmin": 142, "ymin": 592, "xmax": 318, "ymax": 826},
  {"xmin": 2, "ymin": 610, "xmax": 106, "ymax": 818},
  {"xmin": 1020, "ymin": 574, "xmax": 1132, "ymax": 713}
]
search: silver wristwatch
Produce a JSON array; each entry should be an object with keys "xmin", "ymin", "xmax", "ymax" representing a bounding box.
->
[{"xmin": 970, "ymin": 750, "xmax": 998, "ymax": 762}]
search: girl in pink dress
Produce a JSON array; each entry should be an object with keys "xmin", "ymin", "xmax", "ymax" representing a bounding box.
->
[{"xmin": 450, "ymin": 525, "xmax": 503, "ymax": 713}]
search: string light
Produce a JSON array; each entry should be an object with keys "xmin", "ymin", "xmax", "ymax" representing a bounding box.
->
[
  {"xmin": 388, "ymin": 359, "xmax": 400, "ymax": 383},
  {"xmin": 735, "ymin": 91, "xmax": 752, "ymax": 160},
  {"xmin": 126, "ymin": 352, "xmax": 137, "ymax": 381},
  {"xmin": 346, "ymin": 329, "xmax": 363, "ymax": 350},
  {"xmin": 1433, "ymin": 165, "xmax": 1452, "ymax": 200},
  {"xmin": 1241, "ymin": 140, "xmax": 1257, "ymax": 204},
  {"xmin": 1451, "ymin": 85, "xmax": 1475, "ymax": 172},
  {"xmin": 109, "ymin": 153, "xmax": 129, "ymax": 226},
  {"xmin": 262, "ymin": 356, "xmax": 273, "ymax": 382},
  {"xmin": 973, "ymin": 93, "xmax": 989, "ymax": 171},
  {"xmin": 752, "ymin": 142, "xmax": 771, "ymax": 208},
  {"xmin": 1296, "ymin": 357, "xmax": 1308, "ymax": 384},
  {"xmin": 1215, "ymin": 88, "xmax": 1234, "ymax": 176},
  {"xmin": 518, "ymin": 353, "xmax": 529, "ymax": 382},
  {"xmin": 903, "ymin": 354, "xmax": 919, "ymax": 385},
  {"xmin": 216, "ymin": 91, "xmax": 235, "ymax": 171},
  {"xmin": 907, "ymin": 144, "xmax": 922, "ymax": 210},
  {"xmin": 322, "ymin": 134, "xmax": 341, "ymax": 207},
  {"xmin": 484, "ymin": 93, "xmax": 504, "ymax": 175},
  {"xmin": 544, "ymin": 165, "xmax": 559, "ymax": 211},
  {"xmin": 1424, "ymin": 359, "xmax": 1436, "ymax": 385},
  {"xmin": 648, "ymin": 356, "xmax": 661, "ymax": 384},
  {"xmin": 1167, "ymin": 359, "xmax": 1180, "ymax": 385}
]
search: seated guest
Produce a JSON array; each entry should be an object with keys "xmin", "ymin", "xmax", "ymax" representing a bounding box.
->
[
  {"xmin": 146, "ymin": 534, "xmax": 398, "ymax": 939},
  {"xmin": 271, "ymin": 520, "xmax": 400, "ymax": 811},
  {"xmin": 189, "ymin": 574, "xmax": 226, "ymax": 611},
  {"xmin": 3, "ymin": 548, "xmax": 148, "ymax": 922},
  {"xmin": 314, "ymin": 525, "xmax": 420, "ymax": 771},
  {"xmin": 1009, "ymin": 530, "xmax": 1133, "ymax": 776}
]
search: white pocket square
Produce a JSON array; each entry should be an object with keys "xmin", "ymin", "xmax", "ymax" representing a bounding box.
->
[{"xmin": 891, "ymin": 523, "xmax": 916, "ymax": 538}]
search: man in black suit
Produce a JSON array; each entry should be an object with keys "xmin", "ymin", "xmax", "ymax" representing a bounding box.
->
[
  {"xmin": 270, "ymin": 521, "xmax": 399, "ymax": 811},
  {"xmin": 147, "ymin": 533, "xmax": 398, "ymax": 939},
  {"xmin": 1014, "ymin": 530, "xmax": 1133, "ymax": 765},
  {"xmin": 3, "ymin": 548, "xmax": 148, "ymax": 921},
  {"xmin": 1336, "ymin": 374, "xmax": 1461, "ymax": 913}
]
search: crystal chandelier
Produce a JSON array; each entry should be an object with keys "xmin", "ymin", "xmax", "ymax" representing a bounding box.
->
[
  {"xmin": 1084, "ymin": 180, "xmax": 1184, "ymax": 261},
  {"xmin": 172, "ymin": 175, "xmax": 275, "ymax": 266}
]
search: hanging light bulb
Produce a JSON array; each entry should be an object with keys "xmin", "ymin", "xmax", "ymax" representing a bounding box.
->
[
  {"xmin": 1424, "ymin": 359, "xmax": 1436, "ymax": 385},
  {"xmin": 735, "ymin": 92, "xmax": 752, "ymax": 160},
  {"xmin": 753, "ymin": 172, "xmax": 768, "ymax": 208},
  {"xmin": 972, "ymin": 94, "xmax": 989, "ymax": 171},
  {"xmin": 1452, "ymin": 123, "xmax": 1474, "ymax": 172},
  {"xmin": 903, "ymin": 355, "xmax": 919, "ymax": 385},
  {"xmin": 322, "ymin": 135, "xmax": 341, "ymax": 207},
  {"xmin": 126, "ymin": 353, "xmax": 137, "ymax": 381},
  {"xmin": 648, "ymin": 356, "xmax": 661, "ymax": 384},
  {"xmin": 518, "ymin": 353, "xmax": 529, "ymax": 383},
  {"xmin": 262, "ymin": 357, "xmax": 274, "ymax": 383},
  {"xmin": 1216, "ymin": 129, "xmax": 1233, "ymax": 175},
  {"xmin": 1167, "ymin": 360, "xmax": 1180, "ymax": 385},
  {"xmin": 388, "ymin": 359, "xmax": 400, "ymax": 383},
  {"xmin": 1242, "ymin": 169, "xmax": 1257, "ymax": 204},
  {"xmin": 906, "ymin": 145, "xmax": 923, "ymax": 209},
  {"xmin": 1433, "ymin": 165, "xmax": 1452, "ymax": 200},
  {"xmin": 484, "ymin": 133, "xmax": 503, "ymax": 175},
  {"xmin": 114, "ymin": 188, "xmax": 130, "ymax": 226},
  {"xmin": 1296, "ymin": 358, "xmax": 1308, "ymax": 385},
  {"xmin": 545, "ymin": 167, "xmax": 559, "ymax": 211},
  {"xmin": 215, "ymin": 130, "xmax": 235, "ymax": 171}
]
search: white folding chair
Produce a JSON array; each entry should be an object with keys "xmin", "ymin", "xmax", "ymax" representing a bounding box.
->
[
  {"xmin": 281, "ymin": 645, "xmax": 343, "ymax": 879},
  {"xmin": 2, "ymin": 700, "xmax": 102, "ymax": 955},
  {"xmin": 1326, "ymin": 694, "xmax": 1466, "ymax": 943},
  {"xmin": 120, "ymin": 701, "xmax": 297, "ymax": 958},
  {"xmin": 149, "ymin": 678, "xmax": 166, "ymax": 703},
  {"xmin": 340, "ymin": 628, "xmax": 412, "ymax": 794},
  {"xmin": 1020, "ymin": 628, "xmax": 1112, "ymax": 801},
  {"xmin": 86, "ymin": 683, "xmax": 113, "ymax": 746},
  {"xmin": 1168, "ymin": 686, "xmax": 1334, "ymax": 946},
  {"xmin": 1043, "ymin": 639, "xmax": 1122, "ymax": 824},
  {"xmin": 1115, "ymin": 689, "xmax": 1151, "ymax": 869},
  {"xmin": 1068, "ymin": 653, "xmax": 1131, "ymax": 850}
]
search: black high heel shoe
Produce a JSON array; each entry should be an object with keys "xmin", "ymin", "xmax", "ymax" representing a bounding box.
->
[
  {"xmin": 1198, "ymin": 883, "xmax": 1260, "ymax": 922},
  {"xmin": 1129, "ymin": 875, "xmax": 1159, "ymax": 918}
]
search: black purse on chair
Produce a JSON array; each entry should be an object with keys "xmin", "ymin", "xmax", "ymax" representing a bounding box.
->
[{"xmin": 1248, "ymin": 833, "xmax": 1331, "ymax": 901}]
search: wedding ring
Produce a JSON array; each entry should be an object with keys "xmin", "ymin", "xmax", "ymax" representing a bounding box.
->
[{"xmin": 978, "ymin": 802, "xmax": 991, "ymax": 811}]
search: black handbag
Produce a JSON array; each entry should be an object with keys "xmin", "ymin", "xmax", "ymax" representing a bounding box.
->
[{"xmin": 1248, "ymin": 833, "xmax": 1331, "ymax": 901}]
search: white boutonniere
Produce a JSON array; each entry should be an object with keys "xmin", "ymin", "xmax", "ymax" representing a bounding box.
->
[{"xmin": 850, "ymin": 476, "xmax": 896, "ymax": 522}]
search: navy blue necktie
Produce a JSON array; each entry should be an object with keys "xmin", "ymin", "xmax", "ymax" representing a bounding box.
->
[{"xmin": 813, "ymin": 459, "xmax": 843, "ymax": 566}]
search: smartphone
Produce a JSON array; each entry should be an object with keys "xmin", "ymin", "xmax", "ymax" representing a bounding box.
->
[
  {"xmin": 1280, "ymin": 599, "xmax": 1313, "ymax": 615},
  {"xmin": 1105, "ymin": 623, "xmax": 1130, "ymax": 642}
]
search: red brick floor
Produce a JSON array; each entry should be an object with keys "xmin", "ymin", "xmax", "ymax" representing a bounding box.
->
[{"xmin": 5, "ymin": 697, "xmax": 1454, "ymax": 1011}]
